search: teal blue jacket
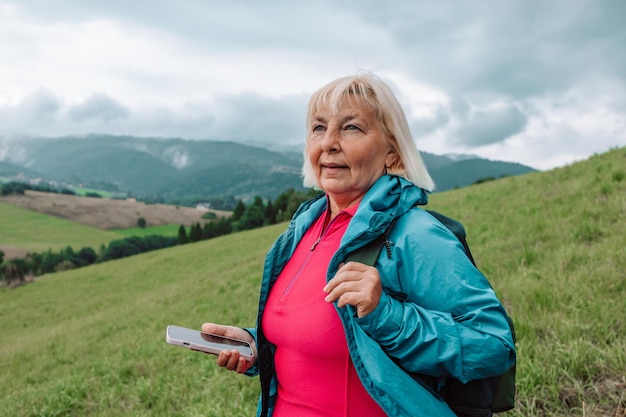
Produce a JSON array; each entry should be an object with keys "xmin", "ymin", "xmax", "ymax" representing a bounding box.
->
[{"xmin": 246, "ymin": 175, "xmax": 516, "ymax": 416}]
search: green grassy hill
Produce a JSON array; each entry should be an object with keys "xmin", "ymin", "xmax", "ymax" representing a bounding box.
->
[
  {"xmin": 1, "ymin": 147, "xmax": 624, "ymax": 416},
  {"xmin": 427, "ymin": 148, "xmax": 626, "ymax": 415},
  {"xmin": 0, "ymin": 225, "xmax": 275, "ymax": 417},
  {"xmin": 0, "ymin": 203, "xmax": 181, "ymax": 258},
  {"xmin": 0, "ymin": 203, "xmax": 122, "ymax": 253}
]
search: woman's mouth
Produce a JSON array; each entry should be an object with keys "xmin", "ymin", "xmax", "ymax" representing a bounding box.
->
[{"xmin": 322, "ymin": 163, "xmax": 346, "ymax": 170}]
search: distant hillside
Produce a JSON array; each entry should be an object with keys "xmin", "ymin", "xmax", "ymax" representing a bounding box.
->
[
  {"xmin": 420, "ymin": 153, "xmax": 533, "ymax": 190},
  {"xmin": 0, "ymin": 160, "xmax": 38, "ymax": 178},
  {"xmin": 0, "ymin": 135, "xmax": 535, "ymax": 201}
]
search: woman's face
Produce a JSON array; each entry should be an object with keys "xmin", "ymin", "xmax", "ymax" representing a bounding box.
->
[{"xmin": 307, "ymin": 101, "xmax": 398, "ymax": 211}]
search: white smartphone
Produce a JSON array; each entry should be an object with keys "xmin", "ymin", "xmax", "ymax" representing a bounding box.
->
[{"xmin": 165, "ymin": 325, "xmax": 254, "ymax": 361}]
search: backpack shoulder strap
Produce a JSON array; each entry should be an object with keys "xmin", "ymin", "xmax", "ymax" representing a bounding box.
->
[
  {"xmin": 346, "ymin": 209, "xmax": 476, "ymax": 266},
  {"xmin": 425, "ymin": 209, "xmax": 476, "ymax": 266},
  {"xmin": 344, "ymin": 218, "xmax": 397, "ymax": 266}
]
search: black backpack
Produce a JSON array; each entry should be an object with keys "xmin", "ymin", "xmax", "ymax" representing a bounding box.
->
[{"xmin": 346, "ymin": 209, "xmax": 516, "ymax": 417}]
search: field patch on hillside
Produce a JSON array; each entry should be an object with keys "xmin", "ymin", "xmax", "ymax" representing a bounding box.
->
[
  {"xmin": 0, "ymin": 190, "xmax": 229, "ymax": 230},
  {"xmin": 0, "ymin": 202, "xmax": 121, "ymax": 255}
]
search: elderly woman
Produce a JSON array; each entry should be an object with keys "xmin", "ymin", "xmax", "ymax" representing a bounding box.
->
[{"xmin": 203, "ymin": 73, "xmax": 516, "ymax": 417}]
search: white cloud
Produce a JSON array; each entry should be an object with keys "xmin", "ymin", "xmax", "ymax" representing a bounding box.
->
[
  {"xmin": 452, "ymin": 102, "xmax": 528, "ymax": 147},
  {"xmin": 0, "ymin": 0, "xmax": 624, "ymax": 170},
  {"xmin": 69, "ymin": 94, "xmax": 129, "ymax": 122}
]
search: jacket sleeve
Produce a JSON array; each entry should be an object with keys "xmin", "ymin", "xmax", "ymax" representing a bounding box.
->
[
  {"xmin": 242, "ymin": 327, "xmax": 260, "ymax": 377},
  {"xmin": 354, "ymin": 212, "xmax": 516, "ymax": 383}
]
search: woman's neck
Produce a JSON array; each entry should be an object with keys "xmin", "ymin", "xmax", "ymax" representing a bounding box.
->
[{"xmin": 327, "ymin": 196, "xmax": 364, "ymax": 219}]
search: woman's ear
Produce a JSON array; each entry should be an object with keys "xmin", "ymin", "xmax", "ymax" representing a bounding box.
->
[{"xmin": 385, "ymin": 145, "xmax": 399, "ymax": 169}]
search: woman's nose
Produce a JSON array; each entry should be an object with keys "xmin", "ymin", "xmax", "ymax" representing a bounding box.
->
[{"xmin": 320, "ymin": 129, "xmax": 340, "ymax": 152}]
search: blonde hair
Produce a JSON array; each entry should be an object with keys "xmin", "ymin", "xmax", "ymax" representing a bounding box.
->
[{"xmin": 302, "ymin": 73, "xmax": 435, "ymax": 191}]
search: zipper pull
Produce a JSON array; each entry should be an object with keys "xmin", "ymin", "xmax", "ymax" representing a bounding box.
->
[
  {"xmin": 384, "ymin": 237, "xmax": 393, "ymax": 259},
  {"xmin": 310, "ymin": 237, "xmax": 321, "ymax": 251}
]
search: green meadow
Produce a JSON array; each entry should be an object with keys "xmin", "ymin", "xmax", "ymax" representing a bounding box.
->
[
  {"xmin": 0, "ymin": 203, "xmax": 179, "ymax": 256},
  {"xmin": 1, "ymin": 148, "xmax": 625, "ymax": 416},
  {"xmin": 0, "ymin": 203, "xmax": 121, "ymax": 253},
  {"xmin": 72, "ymin": 187, "xmax": 127, "ymax": 199}
]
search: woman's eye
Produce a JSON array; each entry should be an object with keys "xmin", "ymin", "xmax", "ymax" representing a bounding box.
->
[
  {"xmin": 345, "ymin": 124, "xmax": 360, "ymax": 131},
  {"xmin": 312, "ymin": 125, "xmax": 325, "ymax": 132}
]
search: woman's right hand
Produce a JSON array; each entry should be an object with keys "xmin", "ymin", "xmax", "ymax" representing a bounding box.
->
[{"xmin": 201, "ymin": 323, "xmax": 257, "ymax": 374}]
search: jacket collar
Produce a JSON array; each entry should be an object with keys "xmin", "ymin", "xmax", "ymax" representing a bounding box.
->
[
  {"xmin": 291, "ymin": 175, "xmax": 428, "ymax": 250},
  {"xmin": 344, "ymin": 174, "xmax": 428, "ymax": 240}
]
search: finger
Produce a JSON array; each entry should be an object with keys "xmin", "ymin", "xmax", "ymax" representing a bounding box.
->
[
  {"xmin": 323, "ymin": 266, "xmax": 359, "ymax": 293},
  {"xmin": 324, "ymin": 263, "xmax": 374, "ymax": 294},
  {"xmin": 221, "ymin": 350, "xmax": 242, "ymax": 371},
  {"xmin": 335, "ymin": 291, "xmax": 357, "ymax": 309},
  {"xmin": 226, "ymin": 351, "xmax": 241, "ymax": 371},
  {"xmin": 235, "ymin": 356, "xmax": 253, "ymax": 374},
  {"xmin": 202, "ymin": 323, "xmax": 253, "ymax": 345},
  {"xmin": 202, "ymin": 322, "xmax": 227, "ymax": 335},
  {"xmin": 335, "ymin": 289, "xmax": 380, "ymax": 317},
  {"xmin": 215, "ymin": 350, "xmax": 234, "ymax": 367},
  {"xmin": 340, "ymin": 261, "xmax": 371, "ymax": 272},
  {"xmin": 324, "ymin": 280, "xmax": 358, "ymax": 303},
  {"xmin": 324, "ymin": 271, "xmax": 382, "ymax": 316}
]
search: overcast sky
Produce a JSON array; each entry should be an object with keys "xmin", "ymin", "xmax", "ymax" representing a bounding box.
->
[{"xmin": 1, "ymin": 0, "xmax": 624, "ymax": 170}]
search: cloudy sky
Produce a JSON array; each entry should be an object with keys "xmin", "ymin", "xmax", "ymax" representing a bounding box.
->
[{"xmin": 1, "ymin": 0, "xmax": 624, "ymax": 170}]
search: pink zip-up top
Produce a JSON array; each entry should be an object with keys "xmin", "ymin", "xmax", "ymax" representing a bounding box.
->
[{"xmin": 263, "ymin": 204, "xmax": 386, "ymax": 416}]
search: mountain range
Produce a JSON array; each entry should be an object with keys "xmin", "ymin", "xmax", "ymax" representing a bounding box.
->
[{"xmin": 0, "ymin": 135, "xmax": 535, "ymax": 201}]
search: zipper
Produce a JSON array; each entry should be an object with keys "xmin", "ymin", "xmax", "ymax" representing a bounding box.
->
[
  {"xmin": 280, "ymin": 213, "xmax": 336, "ymax": 301},
  {"xmin": 279, "ymin": 250, "xmax": 315, "ymax": 302},
  {"xmin": 310, "ymin": 237, "xmax": 321, "ymax": 250}
]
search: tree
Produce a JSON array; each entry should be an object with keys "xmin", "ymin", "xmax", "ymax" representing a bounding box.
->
[
  {"xmin": 40, "ymin": 250, "xmax": 63, "ymax": 274},
  {"xmin": 274, "ymin": 188, "xmax": 293, "ymax": 214},
  {"xmin": 210, "ymin": 217, "xmax": 232, "ymax": 237},
  {"xmin": 273, "ymin": 188, "xmax": 319, "ymax": 222},
  {"xmin": 141, "ymin": 235, "xmax": 177, "ymax": 251},
  {"xmin": 62, "ymin": 246, "xmax": 77, "ymax": 265},
  {"xmin": 189, "ymin": 222, "xmax": 203, "ymax": 242},
  {"xmin": 75, "ymin": 247, "xmax": 98, "ymax": 267},
  {"xmin": 136, "ymin": 217, "xmax": 147, "ymax": 228},
  {"xmin": 202, "ymin": 218, "xmax": 232, "ymax": 239},
  {"xmin": 264, "ymin": 198, "xmax": 277, "ymax": 225},
  {"xmin": 177, "ymin": 225, "xmax": 189, "ymax": 245},
  {"xmin": 202, "ymin": 222, "xmax": 217, "ymax": 240},
  {"xmin": 232, "ymin": 200, "xmax": 246, "ymax": 221},
  {"xmin": 3, "ymin": 259, "xmax": 27, "ymax": 287},
  {"xmin": 25, "ymin": 252, "xmax": 42, "ymax": 275},
  {"xmin": 202, "ymin": 211, "xmax": 217, "ymax": 220},
  {"xmin": 0, "ymin": 182, "xmax": 26, "ymax": 195},
  {"xmin": 236, "ymin": 197, "xmax": 266, "ymax": 231},
  {"xmin": 103, "ymin": 239, "xmax": 141, "ymax": 261}
]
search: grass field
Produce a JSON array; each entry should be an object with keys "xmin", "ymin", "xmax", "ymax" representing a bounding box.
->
[
  {"xmin": 0, "ymin": 202, "xmax": 121, "ymax": 253},
  {"xmin": 426, "ymin": 148, "xmax": 626, "ymax": 416},
  {"xmin": 73, "ymin": 187, "xmax": 127, "ymax": 199},
  {"xmin": 0, "ymin": 225, "xmax": 270, "ymax": 417},
  {"xmin": 0, "ymin": 200, "xmax": 187, "ymax": 258},
  {"xmin": 1, "ymin": 147, "xmax": 625, "ymax": 416}
]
